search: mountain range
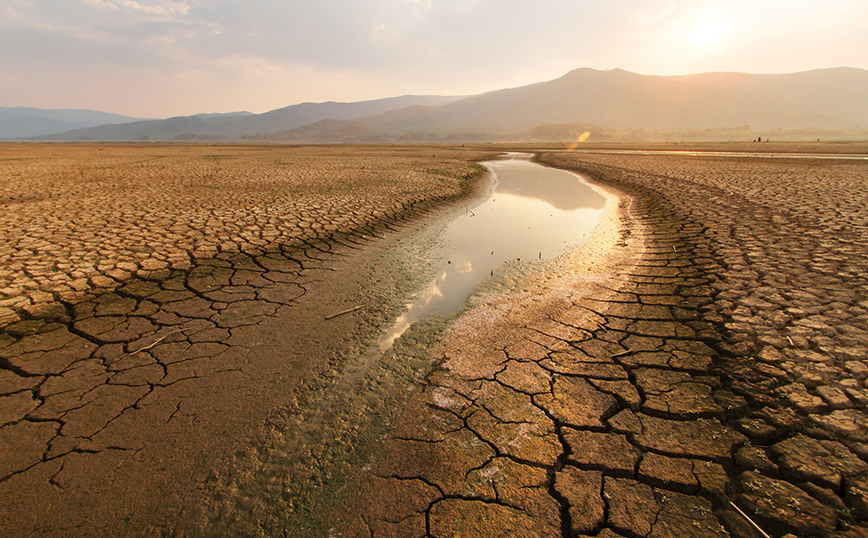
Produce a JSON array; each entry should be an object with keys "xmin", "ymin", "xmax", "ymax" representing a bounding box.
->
[
  {"xmin": 5, "ymin": 67, "xmax": 867, "ymax": 142},
  {"xmin": 11, "ymin": 95, "xmax": 461, "ymax": 142},
  {"xmin": 0, "ymin": 107, "xmax": 150, "ymax": 138}
]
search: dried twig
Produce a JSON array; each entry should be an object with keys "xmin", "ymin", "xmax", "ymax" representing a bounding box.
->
[
  {"xmin": 729, "ymin": 502, "xmax": 771, "ymax": 538},
  {"xmin": 129, "ymin": 328, "xmax": 186, "ymax": 355},
  {"xmin": 611, "ymin": 349, "xmax": 634, "ymax": 359},
  {"xmin": 325, "ymin": 305, "xmax": 363, "ymax": 320}
]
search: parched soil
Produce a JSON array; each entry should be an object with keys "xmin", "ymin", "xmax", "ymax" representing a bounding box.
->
[
  {"xmin": 0, "ymin": 143, "xmax": 491, "ymax": 326},
  {"xmin": 319, "ymin": 146, "xmax": 868, "ymax": 538},
  {"xmin": 2, "ymin": 142, "xmax": 868, "ymax": 538},
  {"xmin": 0, "ymin": 143, "xmax": 493, "ymax": 536}
]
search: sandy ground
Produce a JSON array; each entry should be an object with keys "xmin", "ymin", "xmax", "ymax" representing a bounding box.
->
[{"xmin": 2, "ymin": 142, "xmax": 868, "ymax": 537}]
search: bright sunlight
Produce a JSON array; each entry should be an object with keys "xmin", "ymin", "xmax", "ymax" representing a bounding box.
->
[{"xmin": 690, "ymin": 18, "xmax": 725, "ymax": 50}]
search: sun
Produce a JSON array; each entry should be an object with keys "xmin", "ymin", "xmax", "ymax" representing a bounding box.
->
[{"xmin": 690, "ymin": 18, "xmax": 725, "ymax": 50}]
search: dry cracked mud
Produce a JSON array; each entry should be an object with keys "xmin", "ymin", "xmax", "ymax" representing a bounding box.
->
[
  {"xmin": 2, "ymin": 142, "xmax": 868, "ymax": 538},
  {"xmin": 307, "ymin": 145, "xmax": 868, "ymax": 538},
  {"xmin": 0, "ymin": 143, "xmax": 494, "ymax": 536}
]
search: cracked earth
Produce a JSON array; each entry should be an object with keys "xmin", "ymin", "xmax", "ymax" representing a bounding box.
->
[
  {"xmin": 313, "ymin": 146, "xmax": 868, "ymax": 538},
  {"xmin": 2, "ymin": 143, "xmax": 868, "ymax": 538},
  {"xmin": 0, "ymin": 144, "xmax": 491, "ymax": 536}
]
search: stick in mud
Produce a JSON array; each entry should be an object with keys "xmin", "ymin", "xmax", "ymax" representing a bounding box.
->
[
  {"xmin": 128, "ymin": 328, "xmax": 187, "ymax": 355},
  {"xmin": 729, "ymin": 502, "xmax": 771, "ymax": 538},
  {"xmin": 325, "ymin": 305, "xmax": 364, "ymax": 320}
]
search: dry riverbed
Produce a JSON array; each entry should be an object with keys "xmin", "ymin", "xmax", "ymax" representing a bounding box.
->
[{"xmin": 2, "ymin": 142, "xmax": 868, "ymax": 538}]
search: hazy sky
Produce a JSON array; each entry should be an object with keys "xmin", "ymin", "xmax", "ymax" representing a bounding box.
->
[{"xmin": 2, "ymin": 0, "xmax": 866, "ymax": 117}]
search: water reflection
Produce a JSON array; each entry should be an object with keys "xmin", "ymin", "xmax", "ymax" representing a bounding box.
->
[
  {"xmin": 379, "ymin": 155, "xmax": 605, "ymax": 350},
  {"xmin": 493, "ymin": 158, "xmax": 605, "ymax": 211}
]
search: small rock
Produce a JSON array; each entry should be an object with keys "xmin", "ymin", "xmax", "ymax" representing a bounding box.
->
[
  {"xmin": 846, "ymin": 361, "xmax": 868, "ymax": 377},
  {"xmin": 756, "ymin": 362, "xmax": 788, "ymax": 379},
  {"xmin": 0, "ymin": 391, "xmax": 40, "ymax": 427},
  {"xmin": 845, "ymin": 387, "xmax": 868, "ymax": 406},
  {"xmin": 758, "ymin": 346, "xmax": 786, "ymax": 364},
  {"xmin": 735, "ymin": 418, "xmax": 779, "ymax": 445},
  {"xmin": 139, "ymin": 258, "xmax": 169, "ymax": 271},
  {"xmin": 651, "ymin": 489, "xmax": 729, "ymax": 537},
  {"xmin": 603, "ymin": 477, "xmax": 659, "ymax": 537},
  {"xmin": 754, "ymin": 407, "xmax": 803, "ymax": 431},
  {"xmin": 628, "ymin": 414, "xmax": 747, "ymax": 463},
  {"xmin": 714, "ymin": 390, "xmax": 749, "ymax": 418},
  {"xmin": 692, "ymin": 459, "xmax": 731, "ymax": 499},
  {"xmin": 563, "ymin": 429, "xmax": 640, "ymax": 477},
  {"xmin": 533, "ymin": 376, "xmax": 618, "ymax": 429},
  {"xmin": 799, "ymin": 482, "xmax": 847, "ymax": 512},
  {"xmin": 809, "ymin": 410, "xmax": 868, "ymax": 441},
  {"xmin": 608, "ymin": 409, "xmax": 642, "ymax": 435},
  {"xmin": 797, "ymin": 372, "xmax": 825, "ymax": 388},
  {"xmin": 638, "ymin": 453, "xmax": 698, "ymax": 494},
  {"xmin": 555, "ymin": 467, "xmax": 604, "ymax": 535}
]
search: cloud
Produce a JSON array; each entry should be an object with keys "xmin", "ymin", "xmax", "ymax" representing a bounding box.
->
[
  {"xmin": 2, "ymin": 0, "xmax": 33, "ymax": 19},
  {"xmin": 81, "ymin": 0, "xmax": 120, "ymax": 10},
  {"xmin": 1, "ymin": 0, "xmax": 866, "ymax": 116},
  {"xmin": 82, "ymin": 0, "xmax": 193, "ymax": 18}
]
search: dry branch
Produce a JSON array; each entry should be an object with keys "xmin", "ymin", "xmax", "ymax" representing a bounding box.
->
[
  {"xmin": 729, "ymin": 502, "xmax": 771, "ymax": 538},
  {"xmin": 128, "ymin": 328, "xmax": 187, "ymax": 355},
  {"xmin": 325, "ymin": 305, "xmax": 364, "ymax": 320}
]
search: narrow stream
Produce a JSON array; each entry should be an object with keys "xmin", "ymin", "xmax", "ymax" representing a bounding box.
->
[
  {"xmin": 206, "ymin": 154, "xmax": 614, "ymax": 535},
  {"xmin": 379, "ymin": 153, "xmax": 606, "ymax": 350}
]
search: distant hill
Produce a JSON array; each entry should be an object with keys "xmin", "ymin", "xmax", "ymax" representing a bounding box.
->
[
  {"xmin": 326, "ymin": 67, "xmax": 868, "ymax": 141},
  {"xmin": 0, "ymin": 107, "xmax": 145, "ymax": 138},
  {"xmin": 190, "ymin": 111, "xmax": 254, "ymax": 120},
  {"xmin": 16, "ymin": 67, "xmax": 868, "ymax": 142},
  {"xmin": 34, "ymin": 95, "xmax": 463, "ymax": 141}
]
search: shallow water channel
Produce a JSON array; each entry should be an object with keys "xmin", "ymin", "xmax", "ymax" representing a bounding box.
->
[
  {"xmin": 380, "ymin": 153, "xmax": 606, "ymax": 350},
  {"xmin": 206, "ymin": 154, "xmax": 612, "ymax": 535}
]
